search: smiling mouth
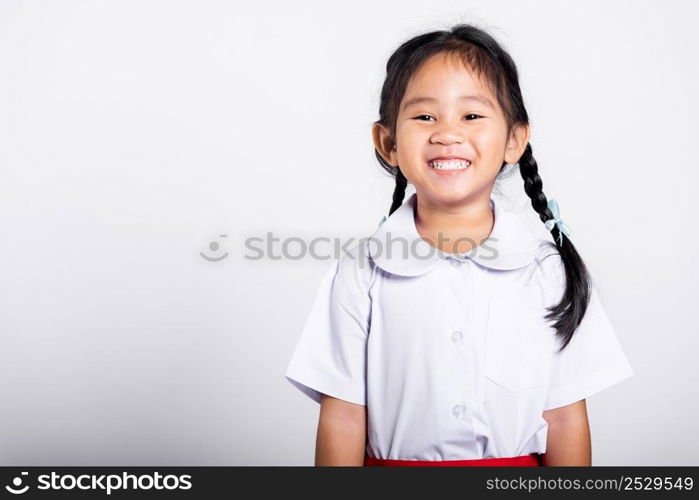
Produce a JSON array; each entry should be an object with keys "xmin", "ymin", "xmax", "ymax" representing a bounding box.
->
[{"xmin": 427, "ymin": 159, "xmax": 472, "ymax": 171}]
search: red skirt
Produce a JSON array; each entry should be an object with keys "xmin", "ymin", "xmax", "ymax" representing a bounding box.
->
[{"xmin": 364, "ymin": 453, "xmax": 543, "ymax": 467}]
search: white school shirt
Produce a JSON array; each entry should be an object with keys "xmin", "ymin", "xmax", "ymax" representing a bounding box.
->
[{"xmin": 285, "ymin": 192, "xmax": 633, "ymax": 461}]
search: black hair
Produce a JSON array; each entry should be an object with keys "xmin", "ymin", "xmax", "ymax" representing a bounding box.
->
[{"xmin": 373, "ymin": 23, "xmax": 591, "ymax": 352}]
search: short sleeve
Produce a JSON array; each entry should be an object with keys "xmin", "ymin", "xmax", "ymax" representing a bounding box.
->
[
  {"xmin": 284, "ymin": 259, "xmax": 371, "ymax": 406},
  {"xmin": 543, "ymin": 281, "xmax": 634, "ymax": 411}
]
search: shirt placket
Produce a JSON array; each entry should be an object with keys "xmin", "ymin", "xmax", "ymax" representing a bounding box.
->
[{"xmin": 444, "ymin": 254, "xmax": 479, "ymax": 455}]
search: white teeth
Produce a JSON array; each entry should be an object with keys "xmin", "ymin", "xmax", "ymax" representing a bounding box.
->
[{"xmin": 429, "ymin": 159, "xmax": 471, "ymax": 170}]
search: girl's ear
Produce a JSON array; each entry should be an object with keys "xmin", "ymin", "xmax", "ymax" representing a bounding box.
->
[
  {"xmin": 504, "ymin": 123, "xmax": 531, "ymax": 164},
  {"xmin": 372, "ymin": 122, "xmax": 398, "ymax": 166}
]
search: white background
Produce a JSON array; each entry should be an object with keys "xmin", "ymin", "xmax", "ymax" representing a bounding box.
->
[{"xmin": 0, "ymin": 0, "xmax": 696, "ymax": 465}]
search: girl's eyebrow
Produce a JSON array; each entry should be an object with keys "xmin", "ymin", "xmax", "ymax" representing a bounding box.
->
[{"xmin": 402, "ymin": 94, "xmax": 495, "ymax": 112}]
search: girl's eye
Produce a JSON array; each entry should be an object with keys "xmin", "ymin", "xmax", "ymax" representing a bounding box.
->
[{"xmin": 413, "ymin": 114, "xmax": 482, "ymax": 121}]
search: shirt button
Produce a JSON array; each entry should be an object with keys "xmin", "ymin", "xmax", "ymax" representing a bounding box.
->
[
  {"xmin": 451, "ymin": 330, "xmax": 463, "ymax": 343},
  {"xmin": 449, "ymin": 259, "xmax": 461, "ymax": 268},
  {"xmin": 452, "ymin": 404, "xmax": 466, "ymax": 418}
]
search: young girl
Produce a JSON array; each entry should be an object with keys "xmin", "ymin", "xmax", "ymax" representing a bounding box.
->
[{"xmin": 285, "ymin": 23, "xmax": 633, "ymax": 466}]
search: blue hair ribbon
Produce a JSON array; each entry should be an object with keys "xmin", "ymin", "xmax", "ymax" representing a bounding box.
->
[{"xmin": 543, "ymin": 199, "xmax": 571, "ymax": 245}]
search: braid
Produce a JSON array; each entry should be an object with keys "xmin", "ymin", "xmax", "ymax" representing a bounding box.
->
[
  {"xmin": 518, "ymin": 143, "xmax": 593, "ymax": 351},
  {"xmin": 389, "ymin": 167, "xmax": 408, "ymax": 216},
  {"xmin": 519, "ymin": 146, "xmax": 556, "ymax": 236}
]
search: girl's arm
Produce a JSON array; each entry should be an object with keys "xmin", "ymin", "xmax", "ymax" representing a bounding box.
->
[
  {"xmin": 541, "ymin": 399, "xmax": 592, "ymax": 466},
  {"xmin": 315, "ymin": 394, "xmax": 367, "ymax": 466}
]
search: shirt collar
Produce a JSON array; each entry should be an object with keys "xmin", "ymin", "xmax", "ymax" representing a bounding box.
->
[{"xmin": 367, "ymin": 192, "xmax": 541, "ymax": 277}]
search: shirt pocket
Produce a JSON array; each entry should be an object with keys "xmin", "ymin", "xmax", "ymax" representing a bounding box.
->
[{"xmin": 484, "ymin": 293, "xmax": 555, "ymax": 392}]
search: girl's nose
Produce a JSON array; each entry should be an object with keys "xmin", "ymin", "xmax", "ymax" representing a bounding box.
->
[
  {"xmin": 430, "ymin": 131, "xmax": 464, "ymax": 145},
  {"xmin": 430, "ymin": 122, "xmax": 464, "ymax": 145}
]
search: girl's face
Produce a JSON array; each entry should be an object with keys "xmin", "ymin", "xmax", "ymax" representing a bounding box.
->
[{"xmin": 374, "ymin": 51, "xmax": 529, "ymax": 207}]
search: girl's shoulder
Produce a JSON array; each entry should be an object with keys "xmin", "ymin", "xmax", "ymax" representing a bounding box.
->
[
  {"xmin": 525, "ymin": 238, "xmax": 568, "ymax": 303},
  {"xmin": 528, "ymin": 238, "xmax": 604, "ymax": 310},
  {"xmin": 330, "ymin": 238, "xmax": 380, "ymax": 302},
  {"xmin": 532, "ymin": 239, "xmax": 565, "ymax": 281}
]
